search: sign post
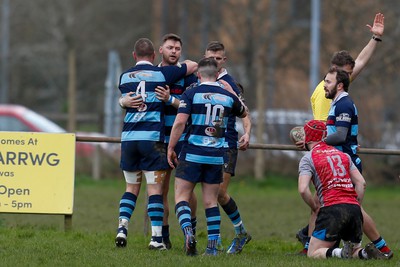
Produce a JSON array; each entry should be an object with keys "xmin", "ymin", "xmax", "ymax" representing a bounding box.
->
[{"xmin": 0, "ymin": 132, "xmax": 75, "ymax": 230}]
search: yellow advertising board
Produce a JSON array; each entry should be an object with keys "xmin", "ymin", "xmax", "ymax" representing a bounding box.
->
[{"xmin": 0, "ymin": 132, "xmax": 75, "ymax": 214}]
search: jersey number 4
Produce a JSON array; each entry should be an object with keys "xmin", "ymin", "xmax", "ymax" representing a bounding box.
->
[{"xmin": 136, "ymin": 81, "xmax": 148, "ymax": 101}]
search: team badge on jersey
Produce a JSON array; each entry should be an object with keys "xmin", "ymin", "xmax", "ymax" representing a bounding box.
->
[
  {"xmin": 179, "ymin": 100, "xmax": 187, "ymax": 108},
  {"xmin": 336, "ymin": 113, "xmax": 351, "ymax": 122}
]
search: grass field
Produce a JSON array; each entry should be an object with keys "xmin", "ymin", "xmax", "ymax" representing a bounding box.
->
[{"xmin": 0, "ymin": 174, "xmax": 399, "ymax": 266}]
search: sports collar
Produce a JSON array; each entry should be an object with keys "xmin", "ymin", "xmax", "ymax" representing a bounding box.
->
[
  {"xmin": 136, "ymin": 60, "xmax": 153, "ymax": 66},
  {"xmin": 200, "ymin": 81, "xmax": 220, "ymax": 86},
  {"xmin": 332, "ymin": 91, "xmax": 349, "ymax": 104},
  {"xmin": 157, "ymin": 62, "xmax": 182, "ymax": 67},
  {"xmin": 217, "ymin": 68, "xmax": 228, "ymax": 80}
]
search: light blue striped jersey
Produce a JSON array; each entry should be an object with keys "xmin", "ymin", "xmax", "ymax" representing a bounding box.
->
[
  {"xmin": 326, "ymin": 92, "xmax": 361, "ymax": 166},
  {"xmin": 118, "ymin": 61, "xmax": 187, "ymax": 142},
  {"xmin": 177, "ymin": 82, "xmax": 246, "ymax": 165}
]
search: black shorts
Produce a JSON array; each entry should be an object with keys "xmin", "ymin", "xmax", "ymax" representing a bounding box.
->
[
  {"xmin": 312, "ymin": 203, "xmax": 363, "ymax": 243},
  {"xmin": 223, "ymin": 148, "xmax": 238, "ymax": 176}
]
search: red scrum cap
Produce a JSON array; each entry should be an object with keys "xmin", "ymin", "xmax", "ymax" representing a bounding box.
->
[{"xmin": 304, "ymin": 120, "xmax": 327, "ymax": 144}]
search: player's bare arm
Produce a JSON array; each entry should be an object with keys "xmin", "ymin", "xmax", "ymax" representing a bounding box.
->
[
  {"xmin": 298, "ymin": 175, "xmax": 319, "ymax": 212},
  {"xmin": 350, "ymin": 168, "xmax": 366, "ymax": 204},
  {"xmin": 182, "ymin": 60, "xmax": 198, "ymax": 75},
  {"xmin": 219, "ymin": 80, "xmax": 249, "ymax": 115},
  {"xmin": 219, "ymin": 79, "xmax": 236, "ymax": 95},
  {"xmin": 238, "ymin": 115, "xmax": 251, "ymax": 151},
  {"xmin": 352, "ymin": 13, "xmax": 384, "ymax": 80},
  {"xmin": 167, "ymin": 113, "xmax": 189, "ymax": 168}
]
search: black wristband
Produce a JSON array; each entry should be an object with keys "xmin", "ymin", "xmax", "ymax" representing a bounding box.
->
[{"xmin": 372, "ymin": 35, "xmax": 382, "ymax": 42}]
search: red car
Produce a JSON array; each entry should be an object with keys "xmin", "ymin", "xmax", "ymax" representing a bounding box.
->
[{"xmin": 0, "ymin": 104, "xmax": 105, "ymax": 157}]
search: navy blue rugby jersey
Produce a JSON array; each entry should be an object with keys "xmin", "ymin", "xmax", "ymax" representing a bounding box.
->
[
  {"xmin": 177, "ymin": 82, "xmax": 246, "ymax": 165},
  {"xmin": 326, "ymin": 92, "xmax": 360, "ymax": 166},
  {"xmin": 164, "ymin": 73, "xmax": 198, "ymax": 143},
  {"xmin": 118, "ymin": 61, "xmax": 187, "ymax": 142},
  {"xmin": 217, "ymin": 70, "xmax": 245, "ymax": 149}
]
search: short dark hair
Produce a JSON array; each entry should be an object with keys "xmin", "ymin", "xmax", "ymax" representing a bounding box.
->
[
  {"xmin": 134, "ymin": 38, "xmax": 154, "ymax": 57},
  {"xmin": 206, "ymin": 41, "xmax": 225, "ymax": 52},
  {"xmin": 328, "ymin": 66, "xmax": 350, "ymax": 92},
  {"xmin": 330, "ymin": 50, "xmax": 355, "ymax": 69},
  {"xmin": 198, "ymin": 57, "xmax": 218, "ymax": 78},
  {"xmin": 161, "ymin": 33, "xmax": 182, "ymax": 46}
]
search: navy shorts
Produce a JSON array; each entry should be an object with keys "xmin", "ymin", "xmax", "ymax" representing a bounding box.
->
[
  {"xmin": 120, "ymin": 141, "xmax": 169, "ymax": 171},
  {"xmin": 223, "ymin": 148, "xmax": 238, "ymax": 176},
  {"xmin": 175, "ymin": 160, "xmax": 223, "ymax": 184},
  {"xmin": 312, "ymin": 203, "xmax": 363, "ymax": 243}
]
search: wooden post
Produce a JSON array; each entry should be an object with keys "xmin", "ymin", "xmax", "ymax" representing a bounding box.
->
[
  {"xmin": 67, "ymin": 48, "xmax": 77, "ymax": 132},
  {"xmin": 254, "ymin": 50, "xmax": 265, "ymax": 180},
  {"xmin": 92, "ymin": 144, "xmax": 101, "ymax": 180},
  {"xmin": 64, "ymin": 214, "xmax": 72, "ymax": 231}
]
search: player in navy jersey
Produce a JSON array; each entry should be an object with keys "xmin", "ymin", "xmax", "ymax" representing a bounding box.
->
[
  {"xmin": 204, "ymin": 41, "xmax": 252, "ymax": 254},
  {"xmin": 115, "ymin": 37, "xmax": 197, "ymax": 250},
  {"xmin": 324, "ymin": 66, "xmax": 361, "ymax": 172},
  {"xmin": 167, "ymin": 58, "xmax": 247, "ymax": 256},
  {"xmin": 154, "ymin": 33, "xmax": 198, "ymax": 249}
]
